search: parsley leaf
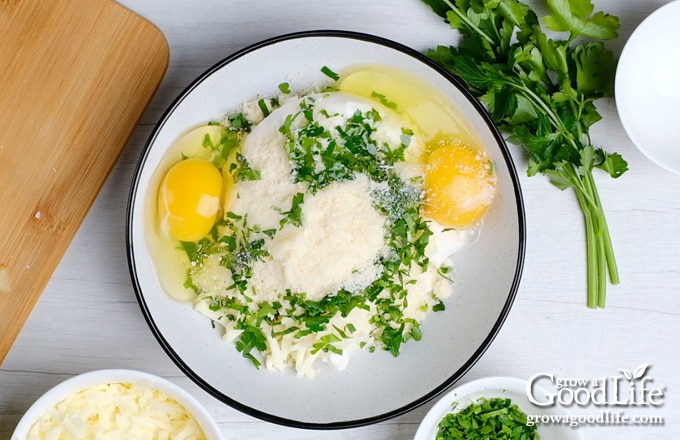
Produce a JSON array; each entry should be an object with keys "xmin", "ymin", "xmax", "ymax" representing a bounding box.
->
[{"xmin": 544, "ymin": 0, "xmax": 620, "ymax": 40}]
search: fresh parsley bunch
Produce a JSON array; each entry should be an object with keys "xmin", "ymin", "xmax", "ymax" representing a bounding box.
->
[{"xmin": 422, "ymin": 0, "xmax": 627, "ymax": 308}]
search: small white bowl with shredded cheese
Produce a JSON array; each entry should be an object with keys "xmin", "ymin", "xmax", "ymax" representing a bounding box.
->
[{"xmin": 11, "ymin": 369, "xmax": 223, "ymax": 440}]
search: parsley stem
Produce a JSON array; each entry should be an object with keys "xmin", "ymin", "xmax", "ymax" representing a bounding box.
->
[
  {"xmin": 570, "ymin": 163, "xmax": 619, "ymax": 308},
  {"xmin": 597, "ymin": 235, "xmax": 607, "ymax": 307},
  {"xmin": 502, "ymin": 76, "xmax": 618, "ymax": 308},
  {"xmin": 510, "ymin": 61, "xmax": 619, "ymax": 308},
  {"xmin": 585, "ymin": 170, "xmax": 620, "ymax": 285},
  {"xmin": 571, "ymin": 169, "xmax": 599, "ymax": 308},
  {"xmin": 513, "ymin": 78, "xmax": 591, "ymax": 161},
  {"xmin": 515, "ymin": 83, "xmax": 566, "ymax": 136}
]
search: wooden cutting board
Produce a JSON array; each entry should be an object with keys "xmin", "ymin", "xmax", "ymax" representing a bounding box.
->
[{"xmin": 0, "ymin": 0, "xmax": 169, "ymax": 363}]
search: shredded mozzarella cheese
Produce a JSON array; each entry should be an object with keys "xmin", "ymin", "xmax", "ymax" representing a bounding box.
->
[{"xmin": 27, "ymin": 382, "xmax": 206, "ymax": 440}]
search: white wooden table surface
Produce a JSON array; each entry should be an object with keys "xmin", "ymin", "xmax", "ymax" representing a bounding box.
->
[{"xmin": 2, "ymin": 1, "xmax": 679, "ymax": 439}]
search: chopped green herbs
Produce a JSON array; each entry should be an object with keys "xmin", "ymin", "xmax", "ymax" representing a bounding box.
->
[
  {"xmin": 227, "ymin": 112, "xmax": 252, "ymax": 133},
  {"xmin": 278, "ymin": 192, "xmax": 305, "ymax": 228},
  {"xmin": 278, "ymin": 82, "xmax": 291, "ymax": 94},
  {"xmin": 422, "ymin": 0, "xmax": 625, "ymax": 307},
  {"xmin": 234, "ymin": 324, "xmax": 267, "ymax": 368},
  {"xmin": 371, "ymin": 91, "xmax": 398, "ymax": 109},
  {"xmin": 281, "ymin": 97, "xmax": 409, "ymax": 193},
  {"xmin": 196, "ymin": 124, "xmax": 241, "ymax": 168},
  {"xmin": 234, "ymin": 152, "xmax": 261, "ymax": 181},
  {"xmin": 320, "ymin": 65, "xmax": 340, "ymax": 81},
  {"xmin": 437, "ymin": 397, "xmax": 539, "ymax": 440},
  {"xmin": 257, "ymin": 98, "xmax": 271, "ymax": 117}
]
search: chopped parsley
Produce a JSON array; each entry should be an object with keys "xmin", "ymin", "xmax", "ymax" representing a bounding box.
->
[
  {"xmin": 371, "ymin": 91, "xmax": 398, "ymax": 109},
  {"xmin": 198, "ymin": 122, "xmax": 241, "ymax": 168},
  {"xmin": 257, "ymin": 98, "xmax": 271, "ymax": 117},
  {"xmin": 234, "ymin": 152, "xmax": 261, "ymax": 181},
  {"xmin": 278, "ymin": 192, "xmax": 305, "ymax": 228},
  {"xmin": 320, "ymin": 65, "xmax": 340, "ymax": 81},
  {"xmin": 281, "ymin": 96, "xmax": 410, "ymax": 193},
  {"xmin": 227, "ymin": 112, "xmax": 252, "ymax": 133},
  {"xmin": 437, "ymin": 397, "xmax": 539, "ymax": 440}
]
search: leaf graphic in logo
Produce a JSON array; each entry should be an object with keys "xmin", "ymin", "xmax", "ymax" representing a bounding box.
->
[
  {"xmin": 633, "ymin": 363, "xmax": 651, "ymax": 380},
  {"xmin": 619, "ymin": 369, "xmax": 633, "ymax": 381}
]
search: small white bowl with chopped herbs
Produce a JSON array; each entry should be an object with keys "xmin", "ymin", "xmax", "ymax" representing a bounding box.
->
[
  {"xmin": 11, "ymin": 369, "xmax": 223, "ymax": 440},
  {"xmin": 415, "ymin": 376, "xmax": 583, "ymax": 440}
]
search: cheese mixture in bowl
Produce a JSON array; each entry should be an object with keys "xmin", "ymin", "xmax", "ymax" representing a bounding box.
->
[{"xmin": 145, "ymin": 65, "xmax": 497, "ymax": 378}]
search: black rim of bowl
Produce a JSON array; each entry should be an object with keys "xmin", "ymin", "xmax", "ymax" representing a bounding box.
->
[{"xmin": 125, "ymin": 29, "xmax": 527, "ymax": 430}]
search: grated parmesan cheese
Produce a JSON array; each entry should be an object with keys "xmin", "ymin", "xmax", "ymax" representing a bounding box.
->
[
  {"xmin": 250, "ymin": 174, "xmax": 386, "ymax": 302},
  {"xmin": 27, "ymin": 382, "xmax": 206, "ymax": 440}
]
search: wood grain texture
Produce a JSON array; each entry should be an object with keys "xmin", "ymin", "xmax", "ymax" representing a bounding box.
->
[{"xmin": 0, "ymin": 0, "xmax": 168, "ymax": 363}]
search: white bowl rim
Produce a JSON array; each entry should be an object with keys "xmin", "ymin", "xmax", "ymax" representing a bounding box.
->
[
  {"xmin": 10, "ymin": 368, "xmax": 224, "ymax": 440},
  {"xmin": 125, "ymin": 29, "xmax": 526, "ymax": 429},
  {"xmin": 615, "ymin": 0, "xmax": 680, "ymax": 174}
]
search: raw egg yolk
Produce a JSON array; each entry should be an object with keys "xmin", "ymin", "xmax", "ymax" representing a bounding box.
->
[
  {"xmin": 423, "ymin": 141, "xmax": 497, "ymax": 228},
  {"xmin": 158, "ymin": 158, "xmax": 223, "ymax": 242}
]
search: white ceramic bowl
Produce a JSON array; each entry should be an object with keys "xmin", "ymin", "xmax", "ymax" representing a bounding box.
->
[
  {"xmin": 127, "ymin": 30, "xmax": 525, "ymax": 428},
  {"xmin": 415, "ymin": 377, "xmax": 583, "ymax": 440},
  {"xmin": 11, "ymin": 369, "xmax": 223, "ymax": 440},
  {"xmin": 615, "ymin": 0, "xmax": 680, "ymax": 174}
]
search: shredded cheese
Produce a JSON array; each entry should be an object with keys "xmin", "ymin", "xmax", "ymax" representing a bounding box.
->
[{"xmin": 27, "ymin": 382, "xmax": 206, "ymax": 440}]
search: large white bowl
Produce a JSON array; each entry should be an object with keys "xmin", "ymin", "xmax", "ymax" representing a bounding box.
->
[
  {"xmin": 11, "ymin": 369, "xmax": 223, "ymax": 440},
  {"xmin": 615, "ymin": 0, "xmax": 680, "ymax": 174},
  {"xmin": 126, "ymin": 30, "xmax": 525, "ymax": 428}
]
